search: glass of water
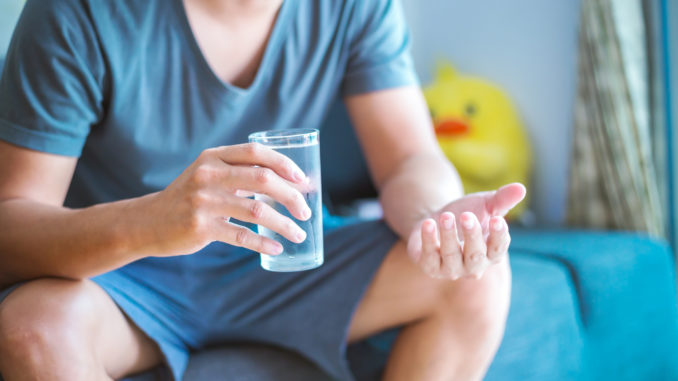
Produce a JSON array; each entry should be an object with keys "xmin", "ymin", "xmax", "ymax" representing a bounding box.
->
[{"xmin": 248, "ymin": 129, "xmax": 323, "ymax": 272}]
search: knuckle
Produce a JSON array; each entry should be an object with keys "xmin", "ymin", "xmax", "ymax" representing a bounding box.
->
[
  {"xmin": 496, "ymin": 244, "xmax": 510, "ymax": 259},
  {"xmin": 442, "ymin": 263, "xmax": 459, "ymax": 279},
  {"xmin": 197, "ymin": 148, "xmax": 213, "ymax": 161},
  {"xmin": 492, "ymin": 238, "xmax": 511, "ymax": 258},
  {"xmin": 248, "ymin": 200, "xmax": 266, "ymax": 220},
  {"xmin": 245, "ymin": 142, "xmax": 263, "ymax": 157},
  {"xmin": 442, "ymin": 252, "xmax": 460, "ymax": 268},
  {"xmin": 466, "ymin": 250, "xmax": 484, "ymax": 263},
  {"xmin": 255, "ymin": 167, "xmax": 273, "ymax": 185},
  {"xmin": 234, "ymin": 228, "xmax": 250, "ymax": 246},
  {"xmin": 192, "ymin": 164, "xmax": 216, "ymax": 186},
  {"xmin": 188, "ymin": 211, "xmax": 207, "ymax": 235},
  {"xmin": 440, "ymin": 251, "xmax": 456, "ymax": 263},
  {"xmin": 188, "ymin": 190, "xmax": 210, "ymax": 209}
]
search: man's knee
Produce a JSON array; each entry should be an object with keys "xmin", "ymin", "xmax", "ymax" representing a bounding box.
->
[
  {"xmin": 0, "ymin": 278, "xmax": 95, "ymax": 367},
  {"xmin": 437, "ymin": 260, "xmax": 512, "ymax": 345}
]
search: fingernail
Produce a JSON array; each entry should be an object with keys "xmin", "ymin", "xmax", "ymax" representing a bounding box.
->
[
  {"xmin": 462, "ymin": 216, "xmax": 474, "ymax": 230},
  {"xmin": 302, "ymin": 207, "xmax": 312, "ymax": 220},
  {"xmin": 296, "ymin": 229, "xmax": 307, "ymax": 243},
  {"xmin": 442, "ymin": 215, "xmax": 453, "ymax": 230},
  {"xmin": 424, "ymin": 220, "xmax": 435, "ymax": 233},
  {"xmin": 492, "ymin": 219, "xmax": 504, "ymax": 231},
  {"xmin": 268, "ymin": 242, "xmax": 283, "ymax": 255}
]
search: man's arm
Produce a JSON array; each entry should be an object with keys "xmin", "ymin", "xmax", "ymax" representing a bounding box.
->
[
  {"xmin": 0, "ymin": 140, "xmax": 159, "ymax": 287},
  {"xmin": 0, "ymin": 140, "xmax": 313, "ymax": 288},
  {"xmin": 346, "ymin": 85, "xmax": 525, "ymax": 280},
  {"xmin": 344, "ymin": 86, "xmax": 464, "ymax": 238}
]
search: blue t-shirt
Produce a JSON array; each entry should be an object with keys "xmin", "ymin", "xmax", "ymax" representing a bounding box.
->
[{"xmin": 0, "ymin": 0, "xmax": 417, "ymax": 217}]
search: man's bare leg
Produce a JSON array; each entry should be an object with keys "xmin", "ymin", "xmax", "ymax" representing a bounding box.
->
[
  {"xmin": 349, "ymin": 241, "xmax": 511, "ymax": 381},
  {"xmin": 0, "ymin": 278, "xmax": 162, "ymax": 380}
]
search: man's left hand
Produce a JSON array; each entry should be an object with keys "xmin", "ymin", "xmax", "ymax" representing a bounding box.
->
[{"xmin": 407, "ymin": 183, "xmax": 527, "ymax": 280}]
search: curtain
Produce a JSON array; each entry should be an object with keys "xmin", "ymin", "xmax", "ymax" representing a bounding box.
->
[{"xmin": 567, "ymin": 0, "xmax": 667, "ymax": 238}]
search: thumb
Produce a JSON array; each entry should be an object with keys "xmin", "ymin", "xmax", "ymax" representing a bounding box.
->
[{"xmin": 487, "ymin": 183, "xmax": 527, "ymax": 216}]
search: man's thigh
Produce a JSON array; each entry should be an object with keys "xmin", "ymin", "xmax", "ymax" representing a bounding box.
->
[
  {"xmin": 0, "ymin": 278, "xmax": 161, "ymax": 379},
  {"xmin": 346, "ymin": 241, "xmax": 442, "ymax": 342}
]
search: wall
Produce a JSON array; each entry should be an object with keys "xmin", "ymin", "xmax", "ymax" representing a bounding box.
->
[
  {"xmin": 401, "ymin": 0, "xmax": 581, "ymax": 225},
  {"xmin": 0, "ymin": 0, "xmax": 23, "ymax": 58}
]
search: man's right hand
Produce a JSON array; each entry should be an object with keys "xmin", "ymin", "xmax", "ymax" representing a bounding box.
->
[{"xmin": 142, "ymin": 143, "xmax": 312, "ymax": 257}]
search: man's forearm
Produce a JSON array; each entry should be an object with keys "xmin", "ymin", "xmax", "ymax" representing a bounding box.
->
[
  {"xmin": 0, "ymin": 195, "xmax": 156, "ymax": 287},
  {"xmin": 379, "ymin": 152, "xmax": 464, "ymax": 238}
]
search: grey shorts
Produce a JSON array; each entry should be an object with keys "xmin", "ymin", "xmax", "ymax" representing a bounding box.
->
[{"xmin": 0, "ymin": 219, "xmax": 399, "ymax": 381}]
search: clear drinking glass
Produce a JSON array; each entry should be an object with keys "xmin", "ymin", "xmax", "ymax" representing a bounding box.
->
[{"xmin": 248, "ymin": 129, "xmax": 323, "ymax": 272}]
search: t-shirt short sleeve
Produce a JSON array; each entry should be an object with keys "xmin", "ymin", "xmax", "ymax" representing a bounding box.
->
[
  {"xmin": 340, "ymin": 0, "xmax": 419, "ymax": 96},
  {"xmin": 0, "ymin": 0, "xmax": 106, "ymax": 157}
]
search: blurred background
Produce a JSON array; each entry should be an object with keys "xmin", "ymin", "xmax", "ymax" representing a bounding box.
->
[
  {"xmin": 400, "ymin": 0, "xmax": 676, "ymax": 240},
  {"xmin": 1, "ymin": 1, "xmax": 677, "ymax": 380},
  {"xmin": 2, "ymin": 0, "xmax": 676, "ymax": 241}
]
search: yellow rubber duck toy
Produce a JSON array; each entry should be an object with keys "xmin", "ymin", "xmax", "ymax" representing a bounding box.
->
[{"xmin": 424, "ymin": 62, "xmax": 532, "ymax": 218}]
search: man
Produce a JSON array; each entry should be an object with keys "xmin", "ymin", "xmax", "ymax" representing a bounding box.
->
[{"xmin": 0, "ymin": 0, "xmax": 525, "ymax": 380}]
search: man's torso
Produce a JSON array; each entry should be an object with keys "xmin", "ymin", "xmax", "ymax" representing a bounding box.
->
[{"xmin": 65, "ymin": 0, "xmax": 357, "ymax": 208}]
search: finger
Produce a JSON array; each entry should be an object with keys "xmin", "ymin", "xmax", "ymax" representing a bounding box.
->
[
  {"xmin": 439, "ymin": 212, "xmax": 463, "ymax": 280},
  {"xmin": 227, "ymin": 166, "xmax": 312, "ymax": 221},
  {"xmin": 209, "ymin": 143, "xmax": 307, "ymax": 184},
  {"xmin": 460, "ymin": 212, "xmax": 489, "ymax": 278},
  {"xmin": 220, "ymin": 195, "xmax": 306, "ymax": 244},
  {"xmin": 407, "ymin": 223, "xmax": 424, "ymax": 262},
  {"xmin": 420, "ymin": 219, "xmax": 441, "ymax": 276},
  {"xmin": 220, "ymin": 221, "xmax": 283, "ymax": 255},
  {"xmin": 486, "ymin": 183, "xmax": 527, "ymax": 216},
  {"xmin": 234, "ymin": 189, "xmax": 256, "ymax": 197},
  {"xmin": 486, "ymin": 216, "xmax": 510, "ymax": 263}
]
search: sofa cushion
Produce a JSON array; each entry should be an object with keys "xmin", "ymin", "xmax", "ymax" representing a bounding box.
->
[
  {"xmin": 510, "ymin": 230, "xmax": 678, "ymax": 380},
  {"xmin": 485, "ymin": 251, "xmax": 585, "ymax": 380}
]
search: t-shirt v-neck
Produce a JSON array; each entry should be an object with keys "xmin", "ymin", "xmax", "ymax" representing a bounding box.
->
[
  {"xmin": 0, "ymin": 0, "xmax": 419, "ymax": 217},
  {"xmin": 171, "ymin": 0, "xmax": 297, "ymax": 104}
]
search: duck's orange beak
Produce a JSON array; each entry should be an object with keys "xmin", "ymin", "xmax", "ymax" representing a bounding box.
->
[{"xmin": 434, "ymin": 118, "xmax": 470, "ymax": 137}]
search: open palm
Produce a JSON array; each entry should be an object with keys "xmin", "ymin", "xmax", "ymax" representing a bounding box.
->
[{"xmin": 407, "ymin": 183, "xmax": 527, "ymax": 280}]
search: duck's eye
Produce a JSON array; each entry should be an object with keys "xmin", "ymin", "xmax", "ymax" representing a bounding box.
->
[
  {"xmin": 465, "ymin": 103, "xmax": 477, "ymax": 117},
  {"xmin": 429, "ymin": 108, "xmax": 437, "ymax": 119}
]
